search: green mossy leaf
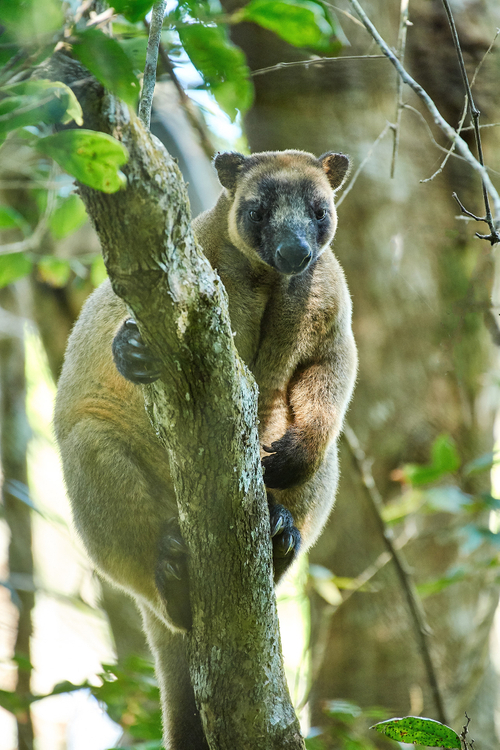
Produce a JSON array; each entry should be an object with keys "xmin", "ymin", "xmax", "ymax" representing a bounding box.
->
[
  {"xmin": 372, "ymin": 716, "xmax": 461, "ymax": 748},
  {"xmin": 49, "ymin": 194, "xmax": 88, "ymax": 240},
  {"xmin": 0, "ymin": 80, "xmax": 83, "ymax": 135},
  {"xmin": 35, "ymin": 130, "xmax": 128, "ymax": 193},
  {"xmin": 72, "ymin": 28, "xmax": 140, "ymax": 108},
  {"xmin": 236, "ymin": 0, "xmax": 337, "ymax": 51},
  {"xmin": 0, "ymin": 252, "xmax": 33, "ymax": 288}
]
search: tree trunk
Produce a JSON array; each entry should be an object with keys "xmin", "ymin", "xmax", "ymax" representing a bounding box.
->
[
  {"xmin": 223, "ymin": 0, "xmax": 500, "ymax": 744},
  {"xmin": 42, "ymin": 52, "xmax": 304, "ymax": 749}
]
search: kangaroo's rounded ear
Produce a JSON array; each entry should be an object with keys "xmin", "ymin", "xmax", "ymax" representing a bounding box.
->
[
  {"xmin": 319, "ymin": 152, "xmax": 350, "ymax": 191},
  {"xmin": 214, "ymin": 152, "xmax": 247, "ymax": 192}
]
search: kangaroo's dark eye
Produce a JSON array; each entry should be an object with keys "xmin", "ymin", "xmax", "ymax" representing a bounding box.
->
[
  {"xmin": 249, "ymin": 209, "xmax": 263, "ymax": 223},
  {"xmin": 315, "ymin": 208, "xmax": 327, "ymax": 221}
]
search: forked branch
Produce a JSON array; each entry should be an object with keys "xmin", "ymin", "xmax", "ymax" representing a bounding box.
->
[{"xmin": 347, "ymin": 0, "xmax": 500, "ymax": 243}]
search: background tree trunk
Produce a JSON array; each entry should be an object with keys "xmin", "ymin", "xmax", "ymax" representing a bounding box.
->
[
  {"xmin": 223, "ymin": 0, "xmax": 500, "ymax": 744},
  {"xmin": 0, "ymin": 286, "xmax": 35, "ymax": 750}
]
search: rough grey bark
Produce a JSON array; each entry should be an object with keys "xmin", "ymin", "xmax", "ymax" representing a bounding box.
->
[
  {"xmin": 222, "ymin": 0, "xmax": 500, "ymax": 745},
  {"xmin": 0, "ymin": 287, "xmax": 34, "ymax": 750},
  {"xmin": 43, "ymin": 53, "xmax": 304, "ymax": 749}
]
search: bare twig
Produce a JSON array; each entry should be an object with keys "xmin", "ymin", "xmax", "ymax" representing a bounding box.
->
[
  {"xmin": 440, "ymin": 0, "xmax": 500, "ymax": 244},
  {"xmin": 390, "ymin": 0, "xmax": 410, "ymax": 178},
  {"xmin": 343, "ymin": 424, "xmax": 449, "ymax": 725},
  {"xmin": 251, "ymin": 54, "xmax": 386, "ymax": 77},
  {"xmin": 420, "ymin": 98, "xmax": 468, "ymax": 184},
  {"xmin": 138, "ymin": 0, "xmax": 167, "ymax": 129},
  {"xmin": 336, "ymin": 122, "xmax": 392, "ymax": 207},
  {"xmin": 0, "ymin": 165, "xmax": 57, "ymax": 256},
  {"xmin": 347, "ymin": 0, "xmax": 500, "ymax": 238}
]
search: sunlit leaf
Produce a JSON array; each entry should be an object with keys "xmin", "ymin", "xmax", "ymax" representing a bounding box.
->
[
  {"xmin": 0, "ymin": 205, "xmax": 31, "ymax": 235},
  {"xmin": 0, "ymin": 0, "xmax": 63, "ymax": 45},
  {"xmin": 382, "ymin": 489, "xmax": 426, "ymax": 524},
  {"xmin": 324, "ymin": 700, "xmax": 363, "ymax": 719},
  {"xmin": 35, "ymin": 130, "xmax": 128, "ymax": 193},
  {"xmin": 402, "ymin": 434, "xmax": 460, "ymax": 486},
  {"xmin": 90, "ymin": 255, "xmax": 108, "ymax": 287},
  {"xmin": 235, "ymin": 0, "xmax": 338, "ymax": 51},
  {"xmin": 416, "ymin": 566, "xmax": 468, "ymax": 598},
  {"xmin": 119, "ymin": 36, "xmax": 149, "ymax": 72},
  {"xmin": 72, "ymin": 28, "xmax": 140, "ymax": 108},
  {"xmin": 179, "ymin": 24, "xmax": 253, "ymax": 120},
  {"xmin": 0, "ymin": 252, "xmax": 33, "ymax": 288},
  {"xmin": 372, "ymin": 716, "xmax": 461, "ymax": 748},
  {"xmin": 37, "ymin": 256, "xmax": 72, "ymax": 287},
  {"xmin": 49, "ymin": 194, "xmax": 88, "ymax": 240},
  {"xmin": 111, "ymin": 0, "xmax": 154, "ymax": 23}
]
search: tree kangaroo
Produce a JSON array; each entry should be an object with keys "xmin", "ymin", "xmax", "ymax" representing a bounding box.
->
[{"xmin": 54, "ymin": 149, "xmax": 358, "ymax": 749}]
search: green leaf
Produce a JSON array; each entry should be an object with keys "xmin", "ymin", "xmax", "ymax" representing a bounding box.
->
[
  {"xmin": 403, "ymin": 434, "xmax": 460, "ymax": 486},
  {"xmin": 235, "ymin": 0, "xmax": 337, "ymax": 51},
  {"xmin": 0, "ymin": 80, "xmax": 83, "ymax": 135},
  {"xmin": 416, "ymin": 567, "xmax": 467, "ymax": 598},
  {"xmin": 119, "ymin": 36, "xmax": 149, "ymax": 72},
  {"xmin": 35, "ymin": 130, "xmax": 128, "ymax": 194},
  {"xmin": 372, "ymin": 717, "xmax": 461, "ymax": 748},
  {"xmin": 90, "ymin": 255, "xmax": 108, "ymax": 287},
  {"xmin": 0, "ymin": 253, "xmax": 33, "ymax": 288},
  {"xmin": 72, "ymin": 28, "xmax": 140, "ymax": 108},
  {"xmin": 179, "ymin": 24, "xmax": 253, "ymax": 120},
  {"xmin": 0, "ymin": 0, "xmax": 63, "ymax": 45},
  {"xmin": 112, "ymin": 0, "xmax": 154, "ymax": 23},
  {"xmin": 49, "ymin": 194, "xmax": 88, "ymax": 240},
  {"xmin": 36, "ymin": 257, "xmax": 72, "ymax": 287},
  {"xmin": 0, "ymin": 206, "xmax": 31, "ymax": 235}
]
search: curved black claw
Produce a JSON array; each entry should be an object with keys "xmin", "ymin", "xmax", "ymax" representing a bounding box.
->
[
  {"xmin": 155, "ymin": 518, "xmax": 192, "ymax": 631},
  {"xmin": 262, "ymin": 429, "xmax": 310, "ymax": 490},
  {"xmin": 269, "ymin": 503, "xmax": 301, "ymax": 583},
  {"xmin": 112, "ymin": 318, "xmax": 162, "ymax": 385}
]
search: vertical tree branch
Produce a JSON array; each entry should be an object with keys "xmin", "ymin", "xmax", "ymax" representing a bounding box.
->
[
  {"xmin": 343, "ymin": 425, "xmax": 449, "ymax": 726},
  {"xmin": 390, "ymin": 0, "xmax": 409, "ymax": 178},
  {"xmin": 138, "ymin": 0, "xmax": 167, "ymax": 129},
  {"xmin": 0, "ymin": 289, "xmax": 35, "ymax": 750}
]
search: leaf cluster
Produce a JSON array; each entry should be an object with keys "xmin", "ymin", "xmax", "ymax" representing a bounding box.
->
[
  {"xmin": 0, "ymin": 653, "xmax": 164, "ymax": 749},
  {"xmin": 0, "ymin": 0, "xmax": 341, "ymax": 294}
]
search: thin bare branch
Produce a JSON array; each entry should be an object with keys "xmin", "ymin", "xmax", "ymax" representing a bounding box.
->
[
  {"xmin": 138, "ymin": 0, "xmax": 166, "ymax": 130},
  {"xmin": 343, "ymin": 423, "xmax": 449, "ymax": 726},
  {"xmin": 336, "ymin": 122, "xmax": 392, "ymax": 207},
  {"xmin": 347, "ymin": 0, "xmax": 500, "ymax": 238},
  {"xmin": 390, "ymin": 0, "xmax": 410, "ymax": 178},
  {"xmin": 251, "ymin": 54, "xmax": 386, "ymax": 77},
  {"xmin": 419, "ymin": 97, "xmax": 468, "ymax": 184},
  {"xmin": 0, "ymin": 166, "xmax": 57, "ymax": 256},
  {"xmin": 440, "ymin": 0, "xmax": 500, "ymax": 244}
]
